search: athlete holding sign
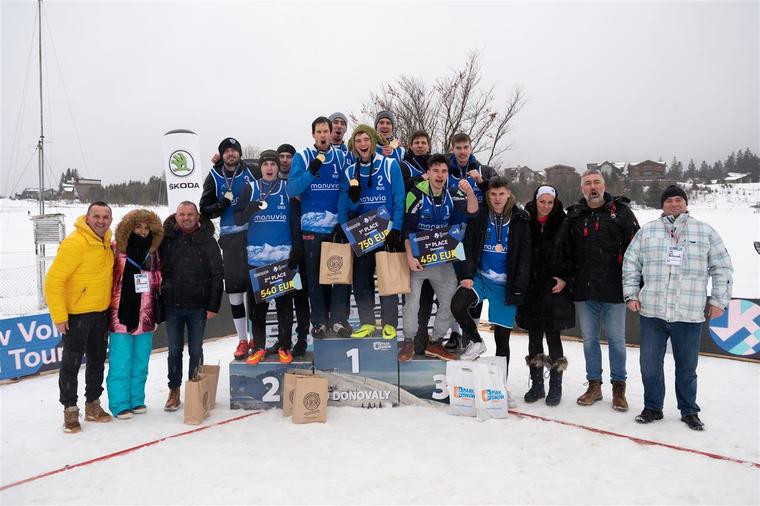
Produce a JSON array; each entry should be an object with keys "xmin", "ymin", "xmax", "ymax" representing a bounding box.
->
[
  {"xmin": 234, "ymin": 150, "xmax": 303, "ymax": 364},
  {"xmin": 398, "ymin": 154, "xmax": 478, "ymax": 361}
]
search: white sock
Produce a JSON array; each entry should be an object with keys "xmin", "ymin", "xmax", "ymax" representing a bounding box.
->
[{"xmin": 233, "ymin": 317, "xmax": 247, "ymax": 342}]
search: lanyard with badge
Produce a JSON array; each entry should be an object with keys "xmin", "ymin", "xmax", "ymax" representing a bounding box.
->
[
  {"xmin": 663, "ymin": 219, "xmax": 684, "ymax": 266},
  {"xmin": 127, "ymin": 253, "xmax": 151, "ymax": 293}
]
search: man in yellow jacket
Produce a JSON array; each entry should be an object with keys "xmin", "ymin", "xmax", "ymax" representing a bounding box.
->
[{"xmin": 45, "ymin": 201, "xmax": 115, "ymax": 433}]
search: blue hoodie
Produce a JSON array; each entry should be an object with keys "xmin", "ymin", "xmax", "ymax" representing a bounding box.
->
[{"xmin": 339, "ymin": 153, "xmax": 405, "ymax": 230}]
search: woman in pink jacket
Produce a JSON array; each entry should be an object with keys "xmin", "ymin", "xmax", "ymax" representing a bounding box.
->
[{"xmin": 106, "ymin": 209, "xmax": 163, "ymax": 419}]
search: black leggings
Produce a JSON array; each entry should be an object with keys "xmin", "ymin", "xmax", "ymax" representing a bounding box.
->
[
  {"xmin": 247, "ymin": 291, "xmax": 294, "ymax": 350},
  {"xmin": 451, "ymin": 286, "xmax": 512, "ymax": 366},
  {"xmin": 527, "ymin": 329, "xmax": 564, "ymax": 360}
]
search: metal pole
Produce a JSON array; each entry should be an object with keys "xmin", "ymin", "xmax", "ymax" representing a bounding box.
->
[{"xmin": 38, "ymin": 0, "xmax": 45, "ymax": 216}]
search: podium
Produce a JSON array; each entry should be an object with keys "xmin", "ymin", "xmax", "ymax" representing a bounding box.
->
[
  {"xmin": 399, "ymin": 355, "xmax": 449, "ymax": 405},
  {"xmin": 229, "ymin": 353, "xmax": 313, "ymax": 410},
  {"xmin": 313, "ymin": 338, "xmax": 399, "ymax": 408}
]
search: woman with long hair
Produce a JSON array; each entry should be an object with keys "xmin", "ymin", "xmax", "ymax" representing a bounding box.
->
[{"xmin": 106, "ymin": 209, "xmax": 163, "ymax": 419}]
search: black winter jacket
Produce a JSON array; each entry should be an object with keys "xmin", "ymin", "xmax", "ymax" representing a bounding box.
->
[
  {"xmin": 159, "ymin": 215, "xmax": 224, "ymax": 313},
  {"xmin": 554, "ymin": 192, "xmax": 639, "ymax": 303},
  {"xmin": 458, "ymin": 205, "xmax": 532, "ymax": 306},
  {"xmin": 199, "ymin": 161, "xmax": 251, "ymax": 219},
  {"xmin": 516, "ymin": 191, "xmax": 575, "ymax": 331}
]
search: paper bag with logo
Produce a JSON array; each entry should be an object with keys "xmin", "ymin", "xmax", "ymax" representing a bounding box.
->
[
  {"xmin": 283, "ymin": 370, "xmax": 315, "ymax": 417},
  {"xmin": 319, "ymin": 241, "xmax": 353, "ymax": 285},
  {"xmin": 198, "ymin": 364, "xmax": 220, "ymax": 409},
  {"xmin": 375, "ymin": 250, "xmax": 411, "ymax": 295},
  {"xmin": 292, "ymin": 375, "xmax": 328, "ymax": 424},
  {"xmin": 446, "ymin": 361, "xmax": 477, "ymax": 417},
  {"xmin": 183, "ymin": 375, "xmax": 210, "ymax": 425}
]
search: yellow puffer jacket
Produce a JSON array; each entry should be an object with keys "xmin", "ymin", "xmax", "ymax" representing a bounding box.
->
[{"xmin": 45, "ymin": 215, "xmax": 115, "ymax": 324}]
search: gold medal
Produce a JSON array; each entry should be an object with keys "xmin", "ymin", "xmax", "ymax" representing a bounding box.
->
[
  {"xmin": 389, "ymin": 139, "xmax": 399, "ymax": 149},
  {"xmin": 495, "ymin": 244, "xmax": 503, "ymax": 252},
  {"xmin": 258, "ymin": 200, "xmax": 268, "ymax": 210},
  {"xmin": 350, "ymin": 178, "xmax": 359, "ymax": 187},
  {"xmin": 224, "ymin": 191, "xmax": 233, "ymax": 200},
  {"xmin": 316, "ymin": 153, "xmax": 326, "ymax": 162}
]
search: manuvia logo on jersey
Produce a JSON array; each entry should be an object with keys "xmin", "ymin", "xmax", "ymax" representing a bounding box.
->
[{"xmin": 169, "ymin": 150, "xmax": 195, "ymax": 177}]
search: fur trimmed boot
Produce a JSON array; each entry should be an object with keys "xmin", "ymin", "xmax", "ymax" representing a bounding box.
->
[
  {"xmin": 545, "ymin": 356, "xmax": 568, "ymax": 406},
  {"xmin": 523, "ymin": 354, "xmax": 546, "ymax": 403}
]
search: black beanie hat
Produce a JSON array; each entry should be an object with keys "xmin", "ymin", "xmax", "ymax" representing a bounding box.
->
[
  {"xmin": 276, "ymin": 143, "xmax": 296, "ymax": 155},
  {"xmin": 374, "ymin": 110, "xmax": 395, "ymax": 129},
  {"xmin": 259, "ymin": 149, "xmax": 281, "ymax": 169},
  {"xmin": 660, "ymin": 185, "xmax": 688, "ymax": 207},
  {"xmin": 218, "ymin": 137, "xmax": 242, "ymax": 157}
]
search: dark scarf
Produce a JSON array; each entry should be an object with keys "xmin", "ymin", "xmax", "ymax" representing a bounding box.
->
[{"xmin": 118, "ymin": 232, "xmax": 152, "ymax": 333}]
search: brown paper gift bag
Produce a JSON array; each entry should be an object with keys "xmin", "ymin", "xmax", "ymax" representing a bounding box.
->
[
  {"xmin": 375, "ymin": 251, "xmax": 411, "ymax": 295},
  {"xmin": 292, "ymin": 375, "xmax": 328, "ymax": 424},
  {"xmin": 319, "ymin": 241, "xmax": 353, "ymax": 285},
  {"xmin": 183, "ymin": 375, "xmax": 210, "ymax": 425},
  {"xmin": 198, "ymin": 364, "xmax": 220, "ymax": 409}
]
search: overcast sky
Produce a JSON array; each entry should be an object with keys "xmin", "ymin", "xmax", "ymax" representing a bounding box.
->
[{"xmin": 2, "ymin": 0, "xmax": 758, "ymax": 195}]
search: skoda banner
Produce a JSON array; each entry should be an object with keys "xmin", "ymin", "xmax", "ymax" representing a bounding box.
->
[{"xmin": 162, "ymin": 129, "xmax": 204, "ymax": 211}]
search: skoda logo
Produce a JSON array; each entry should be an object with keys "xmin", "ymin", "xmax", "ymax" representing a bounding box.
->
[{"xmin": 169, "ymin": 150, "xmax": 195, "ymax": 177}]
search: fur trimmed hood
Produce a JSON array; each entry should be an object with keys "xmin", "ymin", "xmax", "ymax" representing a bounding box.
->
[{"xmin": 115, "ymin": 209, "xmax": 164, "ymax": 254}]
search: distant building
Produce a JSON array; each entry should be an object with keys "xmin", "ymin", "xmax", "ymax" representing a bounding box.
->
[
  {"xmin": 627, "ymin": 160, "xmax": 667, "ymax": 182},
  {"xmin": 14, "ymin": 188, "xmax": 55, "ymax": 200},
  {"xmin": 505, "ymin": 165, "xmax": 545, "ymax": 184},
  {"xmin": 544, "ymin": 164, "xmax": 577, "ymax": 185},
  {"xmin": 587, "ymin": 161, "xmax": 627, "ymax": 178},
  {"xmin": 73, "ymin": 178, "xmax": 103, "ymax": 201},
  {"xmin": 724, "ymin": 172, "xmax": 751, "ymax": 184}
]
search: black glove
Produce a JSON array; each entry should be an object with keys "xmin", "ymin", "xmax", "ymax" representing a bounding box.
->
[
  {"xmin": 288, "ymin": 245, "xmax": 303, "ymax": 270},
  {"xmin": 348, "ymin": 184, "xmax": 361, "ymax": 203},
  {"xmin": 332, "ymin": 224, "xmax": 347, "ymax": 243},
  {"xmin": 385, "ymin": 229, "xmax": 403, "ymax": 251},
  {"xmin": 308, "ymin": 156, "xmax": 323, "ymax": 176}
]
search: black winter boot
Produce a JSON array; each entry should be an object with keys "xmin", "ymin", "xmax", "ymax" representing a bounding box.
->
[
  {"xmin": 523, "ymin": 354, "xmax": 546, "ymax": 403},
  {"xmin": 545, "ymin": 357, "xmax": 568, "ymax": 406}
]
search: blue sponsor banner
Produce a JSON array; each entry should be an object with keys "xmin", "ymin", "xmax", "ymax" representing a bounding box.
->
[
  {"xmin": 0, "ymin": 313, "xmax": 63, "ymax": 380},
  {"xmin": 408, "ymin": 224, "xmax": 465, "ymax": 267},
  {"xmin": 341, "ymin": 206, "xmax": 391, "ymax": 256}
]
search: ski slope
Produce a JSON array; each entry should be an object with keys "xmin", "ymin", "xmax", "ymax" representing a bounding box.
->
[{"xmin": 1, "ymin": 332, "xmax": 758, "ymax": 505}]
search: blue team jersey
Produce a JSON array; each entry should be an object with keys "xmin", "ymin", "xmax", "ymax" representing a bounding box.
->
[
  {"xmin": 286, "ymin": 145, "xmax": 348, "ymax": 234},
  {"xmin": 345, "ymin": 154, "xmax": 405, "ymax": 229},
  {"xmin": 478, "ymin": 215, "xmax": 510, "ymax": 284},
  {"xmin": 448, "ymin": 172, "xmax": 483, "ymax": 205},
  {"xmin": 209, "ymin": 165, "xmax": 255, "ymax": 235},
  {"xmin": 376, "ymin": 144, "xmax": 405, "ymax": 164},
  {"xmin": 245, "ymin": 178, "xmax": 292, "ymax": 267}
]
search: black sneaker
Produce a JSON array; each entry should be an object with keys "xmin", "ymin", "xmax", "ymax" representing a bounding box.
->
[
  {"xmin": 311, "ymin": 324, "xmax": 328, "ymax": 339},
  {"xmin": 444, "ymin": 332, "xmax": 461, "ymax": 350},
  {"xmin": 292, "ymin": 339, "xmax": 307, "ymax": 358},
  {"xmin": 681, "ymin": 414, "xmax": 704, "ymax": 431},
  {"xmin": 634, "ymin": 408, "xmax": 664, "ymax": 424},
  {"xmin": 331, "ymin": 321, "xmax": 352, "ymax": 339}
]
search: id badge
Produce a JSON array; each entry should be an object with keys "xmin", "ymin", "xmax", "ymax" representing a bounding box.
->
[
  {"xmin": 134, "ymin": 273, "xmax": 150, "ymax": 293},
  {"xmin": 666, "ymin": 247, "xmax": 683, "ymax": 266}
]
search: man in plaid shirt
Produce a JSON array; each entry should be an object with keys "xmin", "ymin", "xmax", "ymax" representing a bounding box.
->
[{"xmin": 622, "ymin": 185, "xmax": 733, "ymax": 431}]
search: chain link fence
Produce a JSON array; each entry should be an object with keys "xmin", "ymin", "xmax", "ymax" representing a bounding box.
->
[{"xmin": 0, "ymin": 258, "xmax": 53, "ymax": 317}]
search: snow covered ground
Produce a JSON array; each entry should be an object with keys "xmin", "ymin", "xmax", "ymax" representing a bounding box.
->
[{"xmin": 1, "ymin": 331, "xmax": 758, "ymax": 505}]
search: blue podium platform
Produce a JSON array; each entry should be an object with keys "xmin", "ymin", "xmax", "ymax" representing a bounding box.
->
[
  {"xmin": 229, "ymin": 353, "xmax": 313, "ymax": 410},
  {"xmin": 313, "ymin": 338, "xmax": 399, "ymax": 408},
  {"xmin": 398, "ymin": 355, "xmax": 449, "ymax": 404}
]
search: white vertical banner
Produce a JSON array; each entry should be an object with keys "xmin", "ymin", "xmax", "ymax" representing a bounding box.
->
[{"xmin": 162, "ymin": 129, "xmax": 205, "ymax": 211}]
